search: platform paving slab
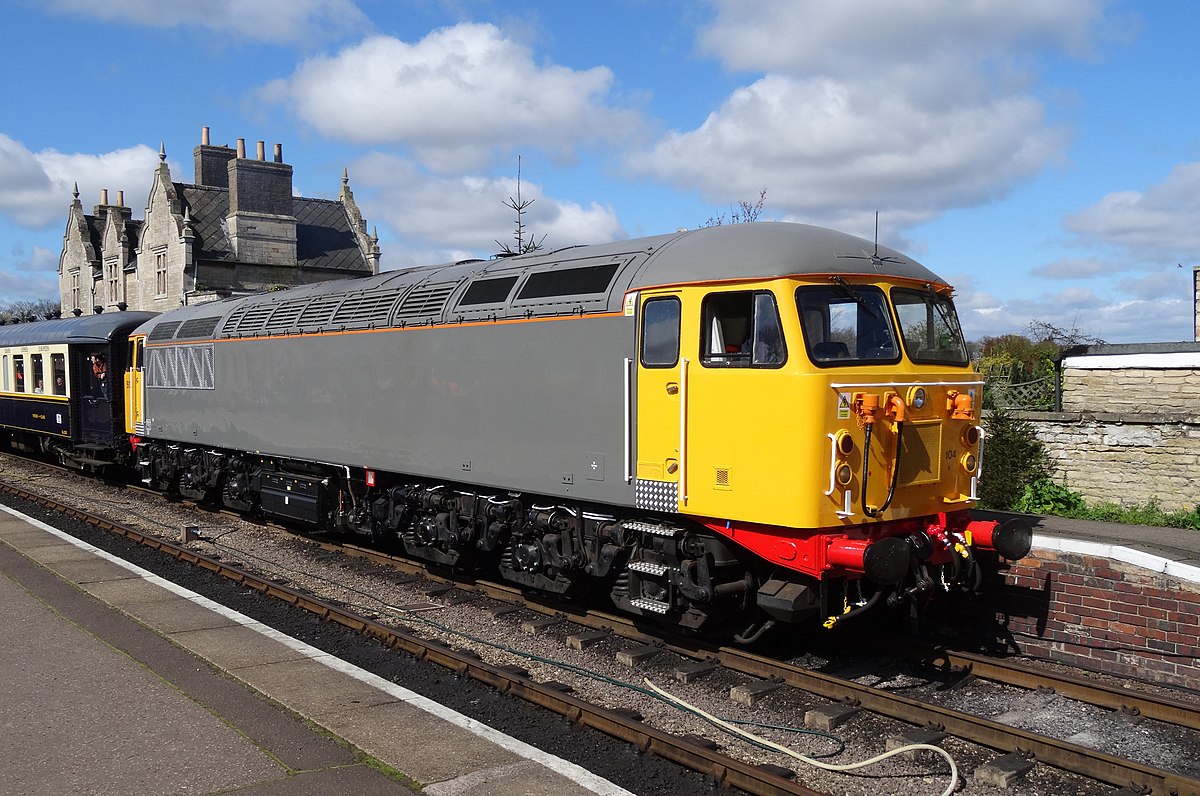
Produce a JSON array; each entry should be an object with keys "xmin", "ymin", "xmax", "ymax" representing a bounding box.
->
[
  {"xmin": 230, "ymin": 655, "xmax": 406, "ymax": 716},
  {"xmin": 319, "ymin": 699, "xmax": 526, "ymax": 783},
  {"xmin": 168, "ymin": 622, "xmax": 318, "ymax": 670}
]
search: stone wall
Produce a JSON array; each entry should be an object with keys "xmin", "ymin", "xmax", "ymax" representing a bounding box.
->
[
  {"xmin": 1007, "ymin": 343, "xmax": 1200, "ymax": 511},
  {"xmin": 1062, "ymin": 367, "xmax": 1200, "ymax": 414},
  {"xmin": 1013, "ymin": 410, "xmax": 1200, "ymax": 511}
]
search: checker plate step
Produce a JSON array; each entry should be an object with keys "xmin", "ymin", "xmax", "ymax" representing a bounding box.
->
[
  {"xmin": 627, "ymin": 560, "xmax": 669, "ymax": 576},
  {"xmin": 630, "ymin": 597, "xmax": 671, "ymax": 614},
  {"xmin": 621, "ymin": 521, "xmax": 679, "ymax": 537}
]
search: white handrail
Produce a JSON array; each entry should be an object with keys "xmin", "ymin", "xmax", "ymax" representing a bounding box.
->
[
  {"xmin": 623, "ymin": 358, "xmax": 633, "ymax": 483},
  {"xmin": 679, "ymin": 358, "xmax": 689, "ymax": 506}
]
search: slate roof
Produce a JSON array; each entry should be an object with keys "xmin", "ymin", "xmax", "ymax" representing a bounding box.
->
[
  {"xmin": 77, "ymin": 211, "xmax": 142, "ymax": 269},
  {"xmin": 176, "ymin": 184, "xmax": 370, "ymax": 273}
]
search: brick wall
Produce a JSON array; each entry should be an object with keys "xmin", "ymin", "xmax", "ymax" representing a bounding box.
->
[
  {"xmin": 930, "ymin": 547, "xmax": 1200, "ymax": 691},
  {"xmin": 994, "ymin": 547, "xmax": 1200, "ymax": 690}
]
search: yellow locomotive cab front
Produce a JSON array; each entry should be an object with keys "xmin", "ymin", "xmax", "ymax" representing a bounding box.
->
[{"xmin": 632, "ymin": 272, "xmax": 1018, "ymax": 600}]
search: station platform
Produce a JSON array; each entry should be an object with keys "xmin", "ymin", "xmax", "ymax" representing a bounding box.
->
[{"xmin": 0, "ymin": 505, "xmax": 635, "ymax": 796}]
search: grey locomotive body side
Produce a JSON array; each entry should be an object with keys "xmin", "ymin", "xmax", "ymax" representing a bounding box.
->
[{"xmin": 143, "ymin": 312, "xmax": 635, "ymax": 506}]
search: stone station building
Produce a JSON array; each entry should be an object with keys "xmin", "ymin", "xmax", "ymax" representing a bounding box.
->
[{"xmin": 58, "ymin": 128, "xmax": 380, "ymax": 314}]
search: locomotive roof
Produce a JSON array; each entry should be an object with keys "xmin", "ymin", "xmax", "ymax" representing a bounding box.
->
[
  {"xmin": 137, "ymin": 223, "xmax": 951, "ymax": 341},
  {"xmin": 0, "ymin": 311, "xmax": 159, "ymax": 347}
]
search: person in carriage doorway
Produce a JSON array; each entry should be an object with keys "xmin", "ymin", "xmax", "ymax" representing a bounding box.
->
[{"xmin": 91, "ymin": 353, "xmax": 109, "ymax": 398}]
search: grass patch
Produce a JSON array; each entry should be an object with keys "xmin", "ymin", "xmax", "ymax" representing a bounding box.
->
[{"xmin": 1014, "ymin": 478, "xmax": 1200, "ymax": 530}]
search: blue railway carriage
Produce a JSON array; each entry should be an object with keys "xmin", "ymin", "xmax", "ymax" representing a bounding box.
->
[{"xmin": 0, "ymin": 312, "xmax": 156, "ymax": 467}]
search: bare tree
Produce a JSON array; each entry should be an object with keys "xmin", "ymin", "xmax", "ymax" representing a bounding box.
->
[
  {"xmin": 0, "ymin": 298, "xmax": 60, "ymax": 323},
  {"xmin": 703, "ymin": 189, "xmax": 767, "ymax": 227},
  {"xmin": 495, "ymin": 156, "xmax": 547, "ymax": 257}
]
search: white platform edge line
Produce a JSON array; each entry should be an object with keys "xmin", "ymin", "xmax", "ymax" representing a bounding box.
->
[
  {"xmin": 1034, "ymin": 533, "xmax": 1200, "ymax": 584},
  {"xmin": 0, "ymin": 504, "xmax": 636, "ymax": 796}
]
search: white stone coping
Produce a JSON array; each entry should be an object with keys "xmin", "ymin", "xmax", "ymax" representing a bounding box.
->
[
  {"xmin": 1063, "ymin": 352, "xmax": 1200, "ymax": 370},
  {"xmin": 1035, "ymin": 533, "xmax": 1200, "ymax": 585}
]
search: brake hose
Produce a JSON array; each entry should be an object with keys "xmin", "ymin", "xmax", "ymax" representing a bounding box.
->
[{"xmin": 861, "ymin": 419, "xmax": 904, "ymax": 518}]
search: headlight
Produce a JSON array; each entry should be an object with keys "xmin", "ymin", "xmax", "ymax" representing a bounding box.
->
[{"xmin": 907, "ymin": 386, "xmax": 927, "ymax": 410}]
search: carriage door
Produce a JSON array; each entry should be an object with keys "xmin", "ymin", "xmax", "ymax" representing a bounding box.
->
[
  {"xmin": 78, "ymin": 344, "xmax": 114, "ymax": 443},
  {"xmin": 634, "ymin": 292, "xmax": 686, "ymax": 513}
]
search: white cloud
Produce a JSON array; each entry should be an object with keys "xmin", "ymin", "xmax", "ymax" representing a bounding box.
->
[
  {"xmin": 631, "ymin": 74, "xmax": 1066, "ymax": 232},
  {"xmin": 349, "ymin": 154, "xmax": 625, "ymax": 268},
  {"xmin": 47, "ymin": 0, "xmax": 368, "ymax": 45},
  {"xmin": 951, "ymin": 271, "xmax": 1191, "ymax": 343},
  {"xmin": 261, "ymin": 24, "xmax": 641, "ymax": 172},
  {"xmin": 1031, "ymin": 256, "xmax": 1125, "ymax": 279},
  {"xmin": 0, "ymin": 244, "xmax": 60, "ymax": 303},
  {"xmin": 697, "ymin": 0, "xmax": 1107, "ymax": 76},
  {"xmin": 0, "ymin": 135, "xmax": 160, "ymax": 229},
  {"xmin": 627, "ymin": 1, "xmax": 1110, "ymax": 232},
  {"xmin": 1064, "ymin": 162, "xmax": 1200, "ymax": 264}
]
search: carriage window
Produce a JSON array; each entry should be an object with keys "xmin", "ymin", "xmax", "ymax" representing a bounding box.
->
[
  {"xmin": 52, "ymin": 353, "xmax": 67, "ymax": 395},
  {"xmin": 2, "ymin": 355, "xmax": 7, "ymax": 391},
  {"xmin": 701, "ymin": 291, "xmax": 786, "ymax": 368},
  {"xmin": 14, "ymin": 355, "xmax": 25, "ymax": 392},
  {"xmin": 641, "ymin": 297, "xmax": 681, "ymax": 367},
  {"xmin": 796, "ymin": 284, "xmax": 899, "ymax": 366},
  {"xmin": 891, "ymin": 287, "xmax": 969, "ymax": 365},
  {"xmin": 31, "ymin": 354, "xmax": 45, "ymax": 394}
]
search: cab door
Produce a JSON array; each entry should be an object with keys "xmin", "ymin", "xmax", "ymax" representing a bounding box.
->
[
  {"xmin": 634, "ymin": 291, "xmax": 686, "ymax": 513},
  {"xmin": 124, "ymin": 335, "xmax": 146, "ymax": 435}
]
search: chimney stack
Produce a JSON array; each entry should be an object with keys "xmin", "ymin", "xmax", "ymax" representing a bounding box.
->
[
  {"xmin": 226, "ymin": 133, "xmax": 296, "ymax": 266},
  {"xmin": 100, "ymin": 188, "xmax": 108, "ymax": 205},
  {"xmin": 194, "ymin": 125, "xmax": 236, "ymax": 187},
  {"xmin": 117, "ymin": 190, "xmax": 124, "ymax": 207}
]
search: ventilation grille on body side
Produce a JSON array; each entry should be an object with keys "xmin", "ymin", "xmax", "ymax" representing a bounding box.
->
[
  {"xmin": 331, "ymin": 289, "xmax": 405, "ymax": 326},
  {"xmin": 394, "ymin": 282, "xmax": 458, "ymax": 321}
]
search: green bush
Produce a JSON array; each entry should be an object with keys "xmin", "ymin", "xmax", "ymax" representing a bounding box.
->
[
  {"xmin": 1013, "ymin": 478, "xmax": 1084, "ymax": 514},
  {"xmin": 978, "ymin": 410, "xmax": 1052, "ymax": 510}
]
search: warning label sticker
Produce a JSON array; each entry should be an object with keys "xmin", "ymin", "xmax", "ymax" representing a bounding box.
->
[{"xmin": 837, "ymin": 392, "xmax": 852, "ymax": 420}]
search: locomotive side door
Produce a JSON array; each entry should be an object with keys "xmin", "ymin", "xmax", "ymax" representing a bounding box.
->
[
  {"xmin": 633, "ymin": 291, "xmax": 687, "ymax": 513},
  {"xmin": 124, "ymin": 335, "xmax": 146, "ymax": 435}
]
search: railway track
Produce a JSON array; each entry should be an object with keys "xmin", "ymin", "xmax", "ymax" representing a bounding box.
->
[{"xmin": 3, "ymin": 456, "xmax": 1199, "ymax": 795}]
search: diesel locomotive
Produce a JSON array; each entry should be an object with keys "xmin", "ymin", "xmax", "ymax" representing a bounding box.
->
[{"xmin": 1, "ymin": 222, "xmax": 1030, "ymax": 638}]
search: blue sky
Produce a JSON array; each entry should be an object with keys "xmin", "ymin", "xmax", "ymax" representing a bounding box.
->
[{"xmin": 1, "ymin": 0, "xmax": 1197, "ymax": 343}]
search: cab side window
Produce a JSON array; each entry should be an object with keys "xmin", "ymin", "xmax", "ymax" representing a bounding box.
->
[
  {"xmin": 641, "ymin": 297, "xmax": 681, "ymax": 368},
  {"xmin": 700, "ymin": 291, "xmax": 786, "ymax": 368}
]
